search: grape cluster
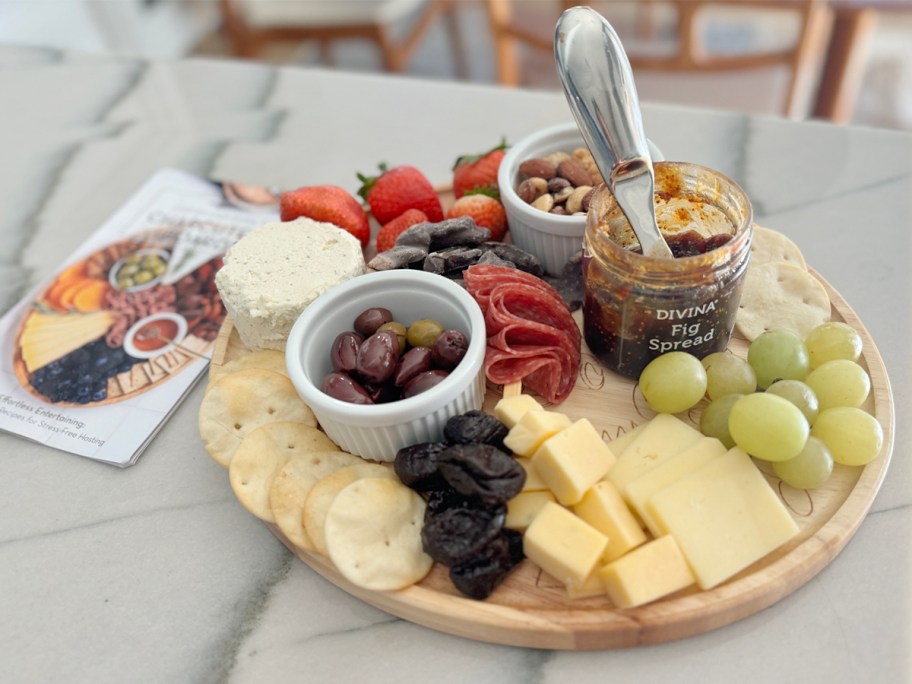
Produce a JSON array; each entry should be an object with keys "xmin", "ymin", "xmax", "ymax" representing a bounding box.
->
[
  {"xmin": 637, "ymin": 321, "xmax": 882, "ymax": 490},
  {"xmin": 29, "ymin": 340, "xmax": 138, "ymax": 404}
]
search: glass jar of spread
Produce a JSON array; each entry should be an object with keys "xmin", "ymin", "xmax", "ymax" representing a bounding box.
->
[{"xmin": 583, "ymin": 162, "xmax": 753, "ymax": 378}]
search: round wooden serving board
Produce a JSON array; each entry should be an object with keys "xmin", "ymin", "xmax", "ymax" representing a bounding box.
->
[{"xmin": 210, "ymin": 268, "xmax": 894, "ymax": 650}]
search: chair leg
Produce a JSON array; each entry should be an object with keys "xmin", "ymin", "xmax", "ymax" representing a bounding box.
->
[{"xmin": 485, "ymin": 0, "xmax": 522, "ymax": 86}]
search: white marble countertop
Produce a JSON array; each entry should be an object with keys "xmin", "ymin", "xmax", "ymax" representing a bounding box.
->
[{"xmin": 1, "ymin": 45, "xmax": 909, "ymax": 684}]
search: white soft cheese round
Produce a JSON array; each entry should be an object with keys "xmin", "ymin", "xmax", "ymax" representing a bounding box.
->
[{"xmin": 216, "ymin": 218, "xmax": 365, "ymax": 351}]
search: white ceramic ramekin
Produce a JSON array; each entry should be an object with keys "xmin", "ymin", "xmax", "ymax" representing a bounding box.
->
[
  {"xmin": 499, "ymin": 122, "xmax": 663, "ymax": 276},
  {"xmin": 285, "ymin": 270, "xmax": 486, "ymax": 461}
]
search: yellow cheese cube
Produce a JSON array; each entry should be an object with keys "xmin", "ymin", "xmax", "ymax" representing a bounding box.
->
[
  {"xmin": 623, "ymin": 436, "xmax": 727, "ymax": 537},
  {"xmin": 603, "ymin": 422, "xmax": 648, "ymax": 468},
  {"xmin": 503, "ymin": 410, "xmax": 572, "ymax": 457},
  {"xmin": 506, "ymin": 490, "xmax": 556, "ymax": 531},
  {"xmin": 523, "ymin": 502, "xmax": 608, "ymax": 587},
  {"xmin": 516, "ymin": 458, "xmax": 548, "ymax": 491},
  {"xmin": 531, "ymin": 418, "xmax": 616, "ymax": 505},
  {"xmin": 606, "ymin": 413, "xmax": 703, "ymax": 491},
  {"xmin": 494, "ymin": 394, "xmax": 543, "ymax": 429},
  {"xmin": 573, "ymin": 480, "xmax": 647, "ymax": 562},
  {"xmin": 599, "ymin": 535, "xmax": 696, "ymax": 609},
  {"xmin": 647, "ymin": 447, "xmax": 799, "ymax": 590},
  {"xmin": 565, "ymin": 568, "xmax": 608, "ymax": 600}
]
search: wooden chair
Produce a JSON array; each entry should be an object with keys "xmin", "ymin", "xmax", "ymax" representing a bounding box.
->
[
  {"xmin": 219, "ymin": 0, "xmax": 462, "ymax": 74},
  {"xmin": 484, "ymin": 0, "xmax": 834, "ymax": 119}
]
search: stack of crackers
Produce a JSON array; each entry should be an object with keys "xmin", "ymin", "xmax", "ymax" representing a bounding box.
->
[
  {"xmin": 198, "ymin": 350, "xmax": 433, "ymax": 592},
  {"xmin": 736, "ymin": 225, "xmax": 832, "ymax": 340}
]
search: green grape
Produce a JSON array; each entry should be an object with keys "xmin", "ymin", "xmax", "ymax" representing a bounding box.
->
[
  {"xmin": 728, "ymin": 392, "xmax": 809, "ymax": 462},
  {"xmin": 701, "ymin": 352, "xmax": 757, "ymax": 400},
  {"xmin": 805, "ymin": 321, "xmax": 863, "ymax": 369},
  {"xmin": 805, "ymin": 359, "xmax": 870, "ymax": 410},
  {"xmin": 765, "ymin": 379, "xmax": 819, "ymax": 425},
  {"xmin": 747, "ymin": 329, "xmax": 810, "ymax": 389},
  {"xmin": 811, "ymin": 406, "xmax": 883, "ymax": 466},
  {"xmin": 639, "ymin": 351, "xmax": 707, "ymax": 414},
  {"xmin": 699, "ymin": 393, "xmax": 742, "ymax": 448},
  {"xmin": 772, "ymin": 436, "xmax": 834, "ymax": 489}
]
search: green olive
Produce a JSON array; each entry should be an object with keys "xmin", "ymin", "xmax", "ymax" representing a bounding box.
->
[
  {"xmin": 118, "ymin": 276, "xmax": 135, "ymax": 289},
  {"xmin": 377, "ymin": 321, "xmax": 407, "ymax": 354},
  {"xmin": 407, "ymin": 318, "xmax": 445, "ymax": 349},
  {"xmin": 119, "ymin": 263, "xmax": 140, "ymax": 277},
  {"xmin": 133, "ymin": 270, "xmax": 154, "ymax": 285}
]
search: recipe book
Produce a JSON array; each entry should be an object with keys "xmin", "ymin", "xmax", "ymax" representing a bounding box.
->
[{"xmin": 0, "ymin": 168, "xmax": 279, "ymax": 466}]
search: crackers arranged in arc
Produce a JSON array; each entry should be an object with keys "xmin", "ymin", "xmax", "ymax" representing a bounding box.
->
[{"xmin": 197, "ymin": 148, "xmax": 891, "ymax": 649}]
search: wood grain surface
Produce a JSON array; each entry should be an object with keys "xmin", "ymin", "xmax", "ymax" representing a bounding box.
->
[{"xmin": 209, "ymin": 268, "xmax": 894, "ymax": 650}]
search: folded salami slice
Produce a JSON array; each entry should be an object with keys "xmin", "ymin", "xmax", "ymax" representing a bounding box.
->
[
  {"xmin": 463, "ymin": 265, "xmax": 564, "ymax": 312},
  {"xmin": 464, "ymin": 265, "xmax": 581, "ymax": 403}
]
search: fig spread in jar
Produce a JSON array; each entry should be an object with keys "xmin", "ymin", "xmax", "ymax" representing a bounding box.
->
[{"xmin": 583, "ymin": 162, "xmax": 753, "ymax": 378}]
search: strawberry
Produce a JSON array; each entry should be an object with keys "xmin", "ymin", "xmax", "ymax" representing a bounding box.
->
[
  {"xmin": 452, "ymin": 138, "xmax": 508, "ymax": 199},
  {"xmin": 280, "ymin": 185, "xmax": 370, "ymax": 247},
  {"xmin": 376, "ymin": 209, "xmax": 429, "ymax": 252},
  {"xmin": 445, "ymin": 189, "xmax": 507, "ymax": 242},
  {"xmin": 357, "ymin": 164, "xmax": 443, "ymax": 225}
]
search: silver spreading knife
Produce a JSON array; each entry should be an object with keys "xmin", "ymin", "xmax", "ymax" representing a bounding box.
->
[{"xmin": 554, "ymin": 6, "xmax": 673, "ymax": 259}]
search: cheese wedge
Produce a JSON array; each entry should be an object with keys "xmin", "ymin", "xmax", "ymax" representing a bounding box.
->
[
  {"xmin": 623, "ymin": 436, "xmax": 727, "ymax": 537},
  {"xmin": 647, "ymin": 447, "xmax": 799, "ymax": 590},
  {"xmin": 599, "ymin": 535, "xmax": 696, "ymax": 608},
  {"xmin": 606, "ymin": 413, "xmax": 703, "ymax": 491},
  {"xmin": 20, "ymin": 310, "xmax": 115, "ymax": 372}
]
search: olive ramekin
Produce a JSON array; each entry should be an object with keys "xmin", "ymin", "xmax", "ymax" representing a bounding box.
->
[{"xmin": 285, "ymin": 269, "xmax": 486, "ymax": 461}]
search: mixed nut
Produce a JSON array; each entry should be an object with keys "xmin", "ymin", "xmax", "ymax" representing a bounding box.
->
[{"xmin": 516, "ymin": 148, "xmax": 603, "ymax": 216}]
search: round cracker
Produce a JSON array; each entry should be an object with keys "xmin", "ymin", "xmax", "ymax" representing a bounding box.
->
[
  {"xmin": 303, "ymin": 463, "xmax": 396, "ymax": 556},
  {"xmin": 268, "ymin": 449, "xmax": 367, "ymax": 552},
  {"xmin": 750, "ymin": 225, "xmax": 807, "ymax": 270},
  {"xmin": 207, "ymin": 350, "xmax": 288, "ymax": 391},
  {"xmin": 228, "ymin": 422, "xmax": 339, "ymax": 522},
  {"xmin": 736, "ymin": 261, "xmax": 831, "ymax": 341},
  {"xmin": 325, "ymin": 477, "xmax": 432, "ymax": 591},
  {"xmin": 198, "ymin": 368, "xmax": 316, "ymax": 468}
]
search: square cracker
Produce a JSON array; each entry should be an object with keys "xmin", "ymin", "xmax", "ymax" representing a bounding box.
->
[{"xmin": 736, "ymin": 261, "xmax": 830, "ymax": 341}]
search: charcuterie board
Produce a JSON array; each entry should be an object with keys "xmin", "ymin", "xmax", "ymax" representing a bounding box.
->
[{"xmin": 210, "ymin": 267, "xmax": 894, "ymax": 650}]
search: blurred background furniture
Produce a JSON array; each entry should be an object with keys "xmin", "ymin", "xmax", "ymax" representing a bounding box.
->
[
  {"xmin": 218, "ymin": 0, "xmax": 463, "ymax": 73},
  {"xmin": 484, "ymin": 0, "xmax": 834, "ymax": 119},
  {"xmin": 814, "ymin": 0, "xmax": 912, "ymax": 123}
]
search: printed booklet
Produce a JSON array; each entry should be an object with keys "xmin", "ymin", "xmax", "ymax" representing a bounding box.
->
[{"xmin": 0, "ymin": 168, "xmax": 279, "ymax": 466}]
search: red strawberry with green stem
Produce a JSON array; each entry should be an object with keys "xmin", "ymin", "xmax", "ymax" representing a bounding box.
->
[
  {"xmin": 375, "ymin": 208, "xmax": 429, "ymax": 253},
  {"xmin": 280, "ymin": 185, "xmax": 370, "ymax": 247},
  {"xmin": 357, "ymin": 164, "xmax": 444, "ymax": 225},
  {"xmin": 452, "ymin": 138, "xmax": 508, "ymax": 199},
  {"xmin": 446, "ymin": 188, "xmax": 508, "ymax": 242}
]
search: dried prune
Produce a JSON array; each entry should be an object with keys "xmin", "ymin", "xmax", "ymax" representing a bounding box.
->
[
  {"xmin": 438, "ymin": 443, "xmax": 525, "ymax": 506},
  {"xmin": 443, "ymin": 410, "xmax": 509, "ymax": 451},
  {"xmin": 423, "ymin": 488, "xmax": 481, "ymax": 518},
  {"xmin": 421, "ymin": 505, "xmax": 506, "ymax": 566},
  {"xmin": 394, "ymin": 442, "xmax": 448, "ymax": 492},
  {"xmin": 449, "ymin": 529, "xmax": 525, "ymax": 600}
]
